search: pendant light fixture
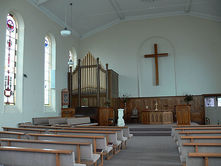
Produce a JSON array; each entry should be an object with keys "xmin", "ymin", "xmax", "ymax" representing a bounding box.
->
[{"xmin": 60, "ymin": 2, "xmax": 72, "ymax": 37}]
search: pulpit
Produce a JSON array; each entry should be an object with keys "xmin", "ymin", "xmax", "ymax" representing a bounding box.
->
[{"xmin": 175, "ymin": 105, "xmax": 191, "ymax": 125}]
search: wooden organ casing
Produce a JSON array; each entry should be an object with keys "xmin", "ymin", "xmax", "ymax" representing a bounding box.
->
[{"xmin": 68, "ymin": 52, "xmax": 118, "ymax": 108}]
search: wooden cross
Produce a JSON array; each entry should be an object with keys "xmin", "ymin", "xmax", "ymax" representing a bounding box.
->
[{"xmin": 144, "ymin": 43, "xmax": 168, "ymax": 86}]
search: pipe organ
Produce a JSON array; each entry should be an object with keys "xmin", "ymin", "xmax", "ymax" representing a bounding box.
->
[{"xmin": 69, "ymin": 52, "xmax": 118, "ymax": 108}]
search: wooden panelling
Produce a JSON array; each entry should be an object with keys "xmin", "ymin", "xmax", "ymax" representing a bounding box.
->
[
  {"xmin": 70, "ymin": 69, "xmax": 118, "ymax": 108},
  {"xmin": 99, "ymin": 107, "xmax": 114, "ymax": 126},
  {"xmin": 112, "ymin": 95, "xmax": 205, "ymax": 124},
  {"xmin": 141, "ymin": 111, "xmax": 173, "ymax": 124},
  {"xmin": 61, "ymin": 108, "xmax": 75, "ymax": 117}
]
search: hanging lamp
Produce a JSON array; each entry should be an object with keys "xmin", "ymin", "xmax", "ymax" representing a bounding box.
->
[{"xmin": 60, "ymin": 2, "xmax": 72, "ymax": 36}]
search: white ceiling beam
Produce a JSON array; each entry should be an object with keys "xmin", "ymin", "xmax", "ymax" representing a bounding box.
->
[
  {"xmin": 36, "ymin": 0, "xmax": 49, "ymax": 5},
  {"xmin": 185, "ymin": 0, "xmax": 192, "ymax": 13},
  {"xmin": 108, "ymin": 0, "xmax": 125, "ymax": 20},
  {"xmin": 27, "ymin": 0, "xmax": 80, "ymax": 38}
]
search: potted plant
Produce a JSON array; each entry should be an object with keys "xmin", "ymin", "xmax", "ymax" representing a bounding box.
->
[{"xmin": 184, "ymin": 94, "xmax": 193, "ymax": 105}]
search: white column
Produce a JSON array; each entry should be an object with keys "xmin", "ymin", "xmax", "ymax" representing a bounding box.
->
[{"xmin": 117, "ymin": 108, "xmax": 125, "ymax": 126}]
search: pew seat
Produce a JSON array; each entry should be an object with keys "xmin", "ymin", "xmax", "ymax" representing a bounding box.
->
[
  {"xmin": 0, "ymin": 138, "xmax": 95, "ymax": 165},
  {"xmin": 27, "ymin": 133, "xmax": 108, "ymax": 164},
  {"xmin": 186, "ymin": 153, "xmax": 221, "ymax": 166},
  {"xmin": 180, "ymin": 143, "xmax": 221, "ymax": 163},
  {"xmin": 0, "ymin": 131, "xmax": 26, "ymax": 139},
  {"xmin": 60, "ymin": 127, "xmax": 126, "ymax": 150},
  {"xmin": 0, "ymin": 146, "xmax": 85, "ymax": 166},
  {"xmin": 76, "ymin": 125, "xmax": 133, "ymax": 139},
  {"xmin": 3, "ymin": 127, "xmax": 46, "ymax": 134}
]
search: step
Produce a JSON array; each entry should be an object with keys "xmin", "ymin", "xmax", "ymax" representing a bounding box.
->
[
  {"xmin": 131, "ymin": 132, "xmax": 171, "ymax": 136},
  {"xmin": 130, "ymin": 127, "xmax": 171, "ymax": 131}
]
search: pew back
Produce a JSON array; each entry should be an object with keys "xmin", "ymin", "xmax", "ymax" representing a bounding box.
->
[
  {"xmin": 3, "ymin": 127, "xmax": 46, "ymax": 134},
  {"xmin": 0, "ymin": 146, "xmax": 73, "ymax": 166},
  {"xmin": 0, "ymin": 138, "xmax": 93, "ymax": 162},
  {"xmin": 0, "ymin": 131, "xmax": 25, "ymax": 139},
  {"xmin": 27, "ymin": 133, "xmax": 106, "ymax": 153},
  {"xmin": 49, "ymin": 129, "xmax": 118, "ymax": 145}
]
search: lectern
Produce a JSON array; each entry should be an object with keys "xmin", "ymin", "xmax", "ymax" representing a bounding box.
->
[{"xmin": 175, "ymin": 105, "xmax": 191, "ymax": 125}]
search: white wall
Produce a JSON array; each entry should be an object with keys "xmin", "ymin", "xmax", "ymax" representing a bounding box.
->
[
  {"xmin": 0, "ymin": 0, "xmax": 79, "ymax": 128},
  {"xmin": 79, "ymin": 16, "xmax": 221, "ymax": 97}
]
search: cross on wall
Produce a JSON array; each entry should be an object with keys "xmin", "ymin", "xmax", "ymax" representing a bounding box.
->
[{"xmin": 144, "ymin": 43, "xmax": 168, "ymax": 86}]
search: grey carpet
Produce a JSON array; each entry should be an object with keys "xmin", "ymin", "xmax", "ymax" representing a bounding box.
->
[
  {"xmin": 130, "ymin": 127, "xmax": 171, "ymax": 136},
  {"xmin": 103, "ymin": 136, "xmax": 182, "ymax": 166}
]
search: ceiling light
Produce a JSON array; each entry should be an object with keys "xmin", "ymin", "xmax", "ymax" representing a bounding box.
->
[
  {"xmin": 60, "ymin": 27, "xmax": 71, "ymax": 37},
  {"xmin": 60, "ymin": 2, "xmax": 72, "ymax": 37}
]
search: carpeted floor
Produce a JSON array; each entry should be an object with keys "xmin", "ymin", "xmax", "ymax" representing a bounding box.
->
[{"xmin": 103, "ymin": 136, "xmax": 182, "ymax": 166}]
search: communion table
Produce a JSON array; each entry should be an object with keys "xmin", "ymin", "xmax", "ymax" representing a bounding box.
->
[{"xmin": 141, "ymin": 110, "xmax": 173, "ymax": 124}]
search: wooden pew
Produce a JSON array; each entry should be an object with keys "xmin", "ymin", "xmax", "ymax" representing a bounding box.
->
[
  {"xmin": 180, "ymin": 136, "xmax": 221, "ymax": 145},
  {"xmin": 176, "ymin": 131, "xmax": 221, "ymax": 146},
  {"xmin": 76, "ymin": 125, "xmax": 133, "ymax": 139},
  {"xmin": 172, "ymin": 127, "xmax": 221, "ymax": 142},
  {"xmin": 173, "ymin": 125, "xmax": 221, "ymax": 128},
  {"xmin": 172, "ymin": 126, "xmax": 221, "ymax": 140},
  {"xmin": 186, "ymin": 153, "xmax": 221, "ymax": 166},
  {"xmin": 49, "ymin": 129, "xmax": 117, "ymax": 158},
  {"xmin": 0, "ymin": 131, "xmax": 25, "ymax": 139},
  {"xmin": 19, "ymin": 124, "xmax": 63, "ymax": 129},
  {"xmin": 0, "ymin": 138, "xmax": 95, "ymax": 166},
  {"xmin": 0, "ymin": 146, "xmax": 84, "ymax": 166},
  {"xmin": 60, "ymin": 127, "xmax": 127, "ymax": 149},
  {"xmin": 180, "ymin": 143, "xmax": 221, "ymax": 164},
  {"xmin": 19, "ymin": 125, "xmax": 126, "ymax": 150},
  {"xmin": 27, "ymin": 133, "xmax": 108, "ymax": 164},
  {"xmin": 3, "ymin": 127, "xmax": 46, "ymax": 134}
]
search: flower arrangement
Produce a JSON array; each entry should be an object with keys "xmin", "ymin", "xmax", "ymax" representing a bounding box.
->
[
  {"xmin": 184, "ymin": 94, "xmax": 193, "ymax": 105},
  {"xmin": 119, "ymin": 94, "xmax": 129, "ymax": 107}
]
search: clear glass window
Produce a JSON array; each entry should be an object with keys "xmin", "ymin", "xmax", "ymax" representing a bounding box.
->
[
  {"xmin": 218, "ymin": 97, "xmax": 221, "ymax": 107},
  {"xmin": 68, "ymin": 50, "xmax": 77, "ymax": 71},
  {"xmin": 44, "ymin": 36, "xmax": 52, "ymax": 105}
]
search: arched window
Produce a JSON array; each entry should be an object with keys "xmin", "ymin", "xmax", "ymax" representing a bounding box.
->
[
  {"xmin": 44, "ymin": 36, "xmax": 52, "ymax": 105},
  {"xmin": 4, "ymin": 13, "xmax": 18, "ymax": 105},
  {"xmin": 68, "ymin": 49, "xmax": 77, "ymax": 71}
]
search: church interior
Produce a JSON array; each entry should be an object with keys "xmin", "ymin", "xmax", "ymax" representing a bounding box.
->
[{"xmin": 0, "ymin": 0, "xmax": 221, "ymax": 166}]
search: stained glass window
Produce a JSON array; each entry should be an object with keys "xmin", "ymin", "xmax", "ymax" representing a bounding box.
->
[
  {"xmin": 44, "ymin": 36, "xmax": 52, "ymax": 105},
  {"xmin": 4, "ymin": 13, "xmax": 18, "ymax": 105}
]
